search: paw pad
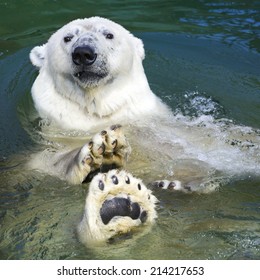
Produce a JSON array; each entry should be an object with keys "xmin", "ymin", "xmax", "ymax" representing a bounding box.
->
[{"xmin": 77, "ymin": 169, "xmax": 158, "ymax": 246}]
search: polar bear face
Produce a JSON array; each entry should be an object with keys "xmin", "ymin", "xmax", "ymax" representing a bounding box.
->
[
  {"xmin": 29, "ymin": 17, "xmax": 164, "ymax": 130},
  {"xmin": 30, "ymin": 17, "xmax": 145, "ymax": 89}
]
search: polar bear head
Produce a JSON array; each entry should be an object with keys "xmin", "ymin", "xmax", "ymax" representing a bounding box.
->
[{"xmin": 30, "ymin": 17, "xmax": 145, "ymax": 90}]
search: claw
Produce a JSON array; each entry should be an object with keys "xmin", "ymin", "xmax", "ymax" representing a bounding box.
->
[
  {"xmin": 88, "ymin": 141, "xmax": 93, "ymax": 149},
  {"xmin": 98, "ymin": 143, "xmax": 106, "ymax": 155},
  {"xmin": 112, "ymin": 139, "xmax": 117, "ymax": 149},
  {"xmin": 83, "ymin": 156, "xmax": 93, "ymax": 166}
]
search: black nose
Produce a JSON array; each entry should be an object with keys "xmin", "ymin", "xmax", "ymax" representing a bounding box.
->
[{"xmin": 72, "ymin": 46, "xmax": 97, "ymax": 66}]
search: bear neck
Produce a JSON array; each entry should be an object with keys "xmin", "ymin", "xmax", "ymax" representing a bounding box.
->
[{"xmin": 82, "ymin": 61, "xmax": 156, "ymax": 119}]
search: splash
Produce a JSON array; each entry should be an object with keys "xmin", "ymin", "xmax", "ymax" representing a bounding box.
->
[{"xmin": 126, "ymin": 90, "xmax": 260, "ymax": 193}]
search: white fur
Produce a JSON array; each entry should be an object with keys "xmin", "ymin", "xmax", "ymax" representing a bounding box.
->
[{"xmin": 30, "ymin": 16, "xmax": 169, "ymax": 131}]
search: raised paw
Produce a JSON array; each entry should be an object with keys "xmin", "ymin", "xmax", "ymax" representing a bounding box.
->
[
  {"xmin": 72, "ymin": 124, "xmax": 130, "ymax": 184},
  {"xmin": 77, "ymin": 169, "xmax": 158, "ymax": 246},
  {"xmin": 101, "ymin": 124, "xmax": 131, "ymax": 168},
  {"xmin": 53, "ymin": 124, "xmax": 131, "ymax": 184},
  {"xmin": 86, "ymin": 124, "xmax": 131, "ymax": 170}
]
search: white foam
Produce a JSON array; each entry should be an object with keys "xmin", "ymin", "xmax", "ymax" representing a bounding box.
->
[
  {"xmin": 127, "ymin": 90, "xmax": 259, "ymax": 190},
  {"xmin": 168, "ymin": 110, "xmax": 260, "ymax": 176}
]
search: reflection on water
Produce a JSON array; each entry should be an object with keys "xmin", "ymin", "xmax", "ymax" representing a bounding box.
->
[
  {"xmin": 1, "ymin": 164, "xmax": 259, "ymax": 260},
  {"xmin": 0, "ymin": 0, "xmax": 260, "ymax": 56},
  {"xmin": 179, "ymin": 1, "xmax": 260, "ymax": 52},
  {"xmin": 0, "ymin": 0, "xmax": 260, "ymax": 260}
]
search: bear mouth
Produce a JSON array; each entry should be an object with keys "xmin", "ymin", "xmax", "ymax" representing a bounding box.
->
[
  {"xmin": 74, "ymin": 70, "xmax": 107, "ymax": 82},
  {"xmin": 100, "ymin": 196, "xmax": 148, "ymax": 225}
]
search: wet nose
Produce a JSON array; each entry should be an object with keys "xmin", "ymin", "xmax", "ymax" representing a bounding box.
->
[{"xmin": 72, "ymin": 46, "xmax": 97, "ymax": 66}]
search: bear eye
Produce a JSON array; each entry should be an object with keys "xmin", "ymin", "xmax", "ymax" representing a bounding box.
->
[
  {"xmin": 106, "ymin": 33, "xmax": 114, "ymax": 39},
  {"xmin": 138, "ymin": 183, "xmax": 142, "ymax": 190},
  {"xmin": 64, "ymin": 35, "xmax": 74, "ymax": 43}
]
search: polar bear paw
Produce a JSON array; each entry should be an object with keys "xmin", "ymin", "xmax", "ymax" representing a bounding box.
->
[
  {"xmin": 100, "ymin": 124, "xmax": 131, "ymax": 168},
  {"xmin": 75, "ymin": 124, "xmax": 131, "ymax": 184},
  {"xmin": 77, "ymin": 169, "xmax": 158, "ymax": 246},
  {"xmin": 150, "ymin": 180, "xmax": 192, "ymax": 192}
]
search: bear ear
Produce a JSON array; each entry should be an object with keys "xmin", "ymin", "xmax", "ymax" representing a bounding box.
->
[
  {"xmin": 29, "ymin": 44, "xmax": 46, "ymax": 68},
  {"xmin": 134, "ymin": 37, "xmax": 145, "ymax": 60}
]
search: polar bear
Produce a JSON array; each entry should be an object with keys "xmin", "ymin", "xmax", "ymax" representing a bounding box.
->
[{"xmin": 28, "ymin": 16, "xmax": 260, "ymax": 245}]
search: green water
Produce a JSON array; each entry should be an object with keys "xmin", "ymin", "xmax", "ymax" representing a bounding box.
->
[{"xmin": 0, "ymin": 0, "xmax": 260, "ymax": 259}]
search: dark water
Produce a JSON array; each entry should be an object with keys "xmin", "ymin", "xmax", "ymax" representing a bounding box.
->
[{"xmin": 0, "ymin": 0, "xmax": 260, "ymax": 259}]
